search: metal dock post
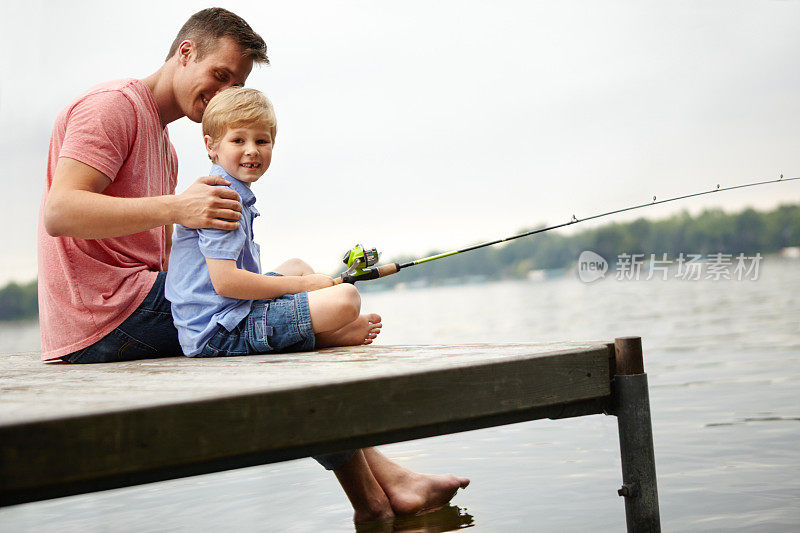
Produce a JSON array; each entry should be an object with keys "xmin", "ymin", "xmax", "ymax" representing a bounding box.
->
[{"xmin": 613, "ymin": 336, "xmax": 661, "ymax": 532}]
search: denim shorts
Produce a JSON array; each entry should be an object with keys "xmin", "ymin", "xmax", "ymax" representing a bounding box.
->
[
  {"xmin": 195, "ymin": 275, "xmax": 352, "ymax": 469},
  {"xmin": 198, "ymin": 274, "xmax": 316, "ymax": 357},
  {"xmin": 60, "ymin": 272, "xmax": 182, "ymax": 364}
]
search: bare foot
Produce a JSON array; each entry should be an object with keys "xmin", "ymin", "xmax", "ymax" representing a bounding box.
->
[
  {"xmin": 362, "ymin": 447, "xmax": 469, "ymax": 516},
  {"xmin": 316, "ymin": 313, "xmax": 382, "ymax": 348},
  {"xmin": 384, "ymin": 471, "xmax": 470, "ymax": 516},
  {"xmin": 353, "ymin": 501, "xmax": 394, "ymax": 525},
  {"xmin": 333, "ymin": 450, "xmax": 395, "ymax": 525}
]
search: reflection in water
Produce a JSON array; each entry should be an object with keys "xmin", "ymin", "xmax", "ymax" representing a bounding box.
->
[
  {"xmin": 705, "ymin": 416, "xmax": 800, "ymax": 427},
  {"xmin": 355, "ymin": 505, "xmax": 474, "ymax": 532}
]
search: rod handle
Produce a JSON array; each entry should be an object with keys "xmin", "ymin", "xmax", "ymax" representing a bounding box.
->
[
  {"xmin": 376, "ymin": 263, "xmax": 400, "ymax": 277},
  {"xmin": 333, "ymin": 263, "xmax": 401, "ymax": 285}
]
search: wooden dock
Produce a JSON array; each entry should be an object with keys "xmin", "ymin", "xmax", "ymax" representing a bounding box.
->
[{"xmin": 0, "ymin": 339, "xmax": 660, "ymax": 531}]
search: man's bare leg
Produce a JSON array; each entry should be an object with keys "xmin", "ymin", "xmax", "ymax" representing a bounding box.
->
[
  {"xmin": 333, "ymin": 450, "xmax": 394, "ymax": 524},
  {"xmin": 362, "ymin": 447, "xmax": 470, "ymax": 515},
  {"xmin": 300, "ymin": 271, "xmax": 464, "ymax": 519},
  {"xmin": 332, "ymin": 448, "xmax": 469, "ymax": 523}
]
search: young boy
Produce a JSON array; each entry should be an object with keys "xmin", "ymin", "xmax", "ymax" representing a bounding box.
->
[
  {"xmin": 166, "ymin": 87, "xmax": 469, "ymax": 524},
  {"xmin": 165, "ymin": 87, "xmax": 382, "ymax": 358}
]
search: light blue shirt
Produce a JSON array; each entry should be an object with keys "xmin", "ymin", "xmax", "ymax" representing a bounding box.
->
[{"xmin": 165, "ymin": 165, "xmax": 262, "ymax": 356}]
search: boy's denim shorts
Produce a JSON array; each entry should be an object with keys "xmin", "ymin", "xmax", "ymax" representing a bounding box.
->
[{"xmin": 198, "ymin": 273, "xmax": 316, "ymax": 357}]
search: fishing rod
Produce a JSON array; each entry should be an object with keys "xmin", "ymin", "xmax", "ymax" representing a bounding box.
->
[{"xmin": 333, "ymin": 175, "xmax": 799, "ymax": 284}]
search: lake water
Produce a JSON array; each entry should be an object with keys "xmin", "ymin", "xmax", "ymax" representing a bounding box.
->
[{"xmin": 1, "ymin": 259, "xmax": 799, "ymax": 532}]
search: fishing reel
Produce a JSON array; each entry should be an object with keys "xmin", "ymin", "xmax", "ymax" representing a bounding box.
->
[
  {"xmin": 337, "ymin": 244, "xmax": 401, "ymax": 284},
  {"xmin": 342, "ymin": 244, "xmax": 380, "ymax": 277},
  {"xmin": 337, "ymin": 244, "xmax": 396, "ymax": 284}
]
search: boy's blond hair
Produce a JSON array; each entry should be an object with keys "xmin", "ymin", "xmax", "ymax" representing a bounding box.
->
[{"xmin": 202, "ymin": 87, "xmax": 277, "ymax": 145}]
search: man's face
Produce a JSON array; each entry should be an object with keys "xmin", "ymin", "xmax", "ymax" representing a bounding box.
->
[{"xmin": 174, "ymin": 37, "xmax": 254, "ymax": 123}]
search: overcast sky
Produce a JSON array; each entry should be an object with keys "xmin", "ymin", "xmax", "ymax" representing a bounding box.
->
[{"xmin": 1, "ymin": 1, "xmax": 799, "ymax": 284}]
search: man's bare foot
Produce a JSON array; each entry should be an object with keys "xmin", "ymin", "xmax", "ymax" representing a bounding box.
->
[
  {"xmin": 352, "ymin": 500, "xmax": 394, "ymax": 525},
  {"xmin": 332, "ymin": 450, "xmax": 395, "ymax": 525},
  {"xmin": 316, "ymin": 313, "xmax": 382, "ymax": 348},
  {"xmin": 362, "ymin": 448, "xmax": 469, "ymax": 516},
  {"xmin": 383, "ymin": 471, "xmax": 470, "ymax": 516}
]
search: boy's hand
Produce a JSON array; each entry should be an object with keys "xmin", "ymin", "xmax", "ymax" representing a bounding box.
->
[
  {"xmin": 301, "ymin": 274, "xmax": 335, "ymax": 292},
  {"xmin": 173, "ymin": 175, "xmax": 242, "ymax": 230}
]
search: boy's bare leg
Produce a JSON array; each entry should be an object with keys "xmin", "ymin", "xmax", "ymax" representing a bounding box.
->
[
  {"xmin": 316, "ymin": 315, "xmax": 382, "ymax": 348},
  {"xmin": 306, "ymin": 284, "xmax": 382, "ymax": 347},
  {"xmin": 362, "ymin": 447, "xmax": 470, "ymax": 515},
  {"xmin": 271, "ymin": 259, "xmax": 381, "ymax": 346},
  {"xmin": 306, "ymin": 283, "xmax": 360, "ymax": 330},
  {"xmin": 271, "ymin": 257, "xmax": 314, "ymax": 276},
  {"xmin": 333, "ymin": 450, "xmax": 394, "ymax": 524}
]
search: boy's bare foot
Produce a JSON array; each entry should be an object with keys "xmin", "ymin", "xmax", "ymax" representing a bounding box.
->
[{"xmin": 316, "ymin": 313, "xmax": 382, "ymax": 348}]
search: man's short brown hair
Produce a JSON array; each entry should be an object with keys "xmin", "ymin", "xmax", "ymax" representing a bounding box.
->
[{"xmin": 166, "ymin": 8, "xmax": 268, "ymax": 64}]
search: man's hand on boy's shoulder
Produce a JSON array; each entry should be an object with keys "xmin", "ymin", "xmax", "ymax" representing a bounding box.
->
[
  {"xmin": 301, "ymin": 274, "xmax": 335, "ymax": 292},
  {"xmin": 173, "ymin": 175, "xmax": 242, "ymax": 231}
]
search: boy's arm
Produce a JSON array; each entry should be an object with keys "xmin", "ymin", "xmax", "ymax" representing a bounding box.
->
[
  {"xmin": 206, "ymin": 258, "xmax": 334, "ymax": 300},
  {"xmin": 44, "ymin": 158, "xmax": 243, "ymax": 239}
]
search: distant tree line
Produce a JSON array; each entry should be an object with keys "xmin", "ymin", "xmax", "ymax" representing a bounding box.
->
[
  {"xmin": 364, "ymin": 203, "xmax": 800, "ymax": 290},
  {"xmin": 2, "ymin": 203, "xmax": 799, "ymax": 319},
  {"xmin": 0, "ymin": 280, "xmax": 38, "ymax": 321}
]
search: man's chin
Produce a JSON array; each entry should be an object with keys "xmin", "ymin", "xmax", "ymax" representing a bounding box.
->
[{"xmin": 184, "ymin": 103, "xmax": 205, "ymax": 123}]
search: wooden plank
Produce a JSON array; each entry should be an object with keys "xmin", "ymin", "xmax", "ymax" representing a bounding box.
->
[{"xmin": 0, "ymin": 342, "xmax": 612, "ymax": 505}]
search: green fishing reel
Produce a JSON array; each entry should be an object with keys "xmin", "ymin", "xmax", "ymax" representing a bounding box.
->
[
  {"xmin": 342, "ymin": 244, "xmax": 379, "ymax": 277},
  {"xmin": 338, "ymin": 244, "xmax": 401, "ymax": 284}
]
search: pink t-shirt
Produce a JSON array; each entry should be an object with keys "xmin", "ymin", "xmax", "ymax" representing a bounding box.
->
[{"xmin": 38, "ymin": 79, "xmax": 178, "ymax": 360}]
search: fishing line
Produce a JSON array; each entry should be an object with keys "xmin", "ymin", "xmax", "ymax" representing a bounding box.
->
[{"xmin": 336, "ymin": 175, "xmax": 799, "ymax": 284}]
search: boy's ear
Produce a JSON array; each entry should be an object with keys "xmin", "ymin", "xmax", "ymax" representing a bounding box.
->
[{"xmin": 204, "ymin": 135, "xmax": 218, "ymax": 162}]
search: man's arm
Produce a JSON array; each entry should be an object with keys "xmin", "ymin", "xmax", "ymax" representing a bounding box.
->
[
  {"xmin": 206, "ymin": 258, "xmax": 334, "ymax": 300},
  {"xmin": 44, "ymin": 157, "xmax": 243, "ymax": 239}
]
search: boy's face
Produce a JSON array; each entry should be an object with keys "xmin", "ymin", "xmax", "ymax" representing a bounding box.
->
[{"xmin": 205, "ymin": 125, "xmax": 273, "ymax": 184}]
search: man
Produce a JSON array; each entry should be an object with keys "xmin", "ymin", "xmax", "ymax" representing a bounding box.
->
[
  {"xmin": 40, "ymin": 8, "xmax": 262, "ymax": 364},
  {"xmin": 38, "ymin": 7, "xmax": 468, "ymax": 524}
]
